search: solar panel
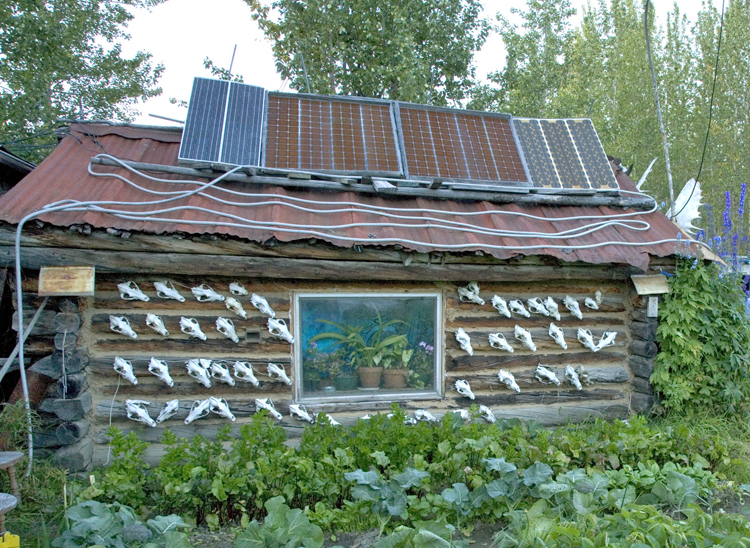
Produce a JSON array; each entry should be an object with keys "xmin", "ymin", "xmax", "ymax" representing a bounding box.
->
[
  {"xmin": 398, "ymin": 105, "xmax": 529, "ymax": 184},
  {"xmin": 264, "ymin": 94, "xmax": 402, "ymax": 175},
  {"xmin": 540, "ymin": 119, "xmax": 590, "ymax": 189},
  {"xmin": 566, "ymin": 119, "xmax": 618, "ymax": 189},
  {"xmin": 179, "ymin": 77, "xmax": 265, "ymax": 166}
]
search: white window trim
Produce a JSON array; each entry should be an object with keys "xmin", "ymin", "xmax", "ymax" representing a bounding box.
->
[{"xmin": 292, "ymin": 291, "xmax": 444, "ymax": 404}]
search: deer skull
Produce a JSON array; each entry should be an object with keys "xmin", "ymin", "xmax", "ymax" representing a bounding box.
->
[
  {"xmin": 126, "ymin": 400, "xmax": 156, "ymax": 427},
  {"xmin": 565, "ymin": 365, "xmax": 582, "ymax": 390},
  {"xmin": 255, "ymin": 398, "xmax": 282, "ymax": 420},
  {"xmin": 498, "ymin": 369, "xmax": 520, "ymax": 393},
  {"xmin": 576, "ymin": 328, "xmax": 597, "ymax": 351},
  {"xmin": 110, "ymin": 316, "xmax": 137, "ymax": 339},
  {"xmin": 267, "ymin": 363, "xmax": 292, "ymax": 385},
  {"xmin": 509, "ymin": 300, "xmax": 530, "ymax": 318},
  {"xmin": 209, "ymin": 397, "xmax": 236, "ymax": 421},
  {"xmin": 289, "ymin": 404, "xmax": 315, "ymax": 423},
  {"xmin": 563, "ymin": 295, "xmax": 583, "ymax": 320},
  {"xmin": 180, "ymin": 317, "xmax": 207, "ymax": 340},
  {"xmin": 268, "ymin": 318, "xmax": 293, "ymax": 343},
  {"xmin": 229, "ymin": 282, "xmax": 249, "ymax": 295},
  {"xmin": 514, "ymin": 325, "xmax": 536, "ymax": 352},
  {"xmin": 118, "ymin": 281, "xmax": 149, "ymax": 302},
  {"xmin": 251, "ymin": 294, "xmax": 276, "ymax": 318},
  {"xmin": 186, "ymin": 359, "xmax": 211, "ymax": 388},
  {"xmin": 113, "ymin": 357, "xmax": 137, "ymax": 385},
  {"xmin": 210, "ymin": 362, "xmax": 236, "ymax": 386},
  {"xmin": 153, "ymin": 281, "xmax": 185, "ymax": 302},
  {"xmin": 549, "ymin": 322, "xmax": 567, "ymax": 349},
  {"xmin": 184, "ymin": 399, "xmax": 211, "ymax": 425},
  {"xmin": 455, "ymin": 328, "xmax": 474, "ymax": 356},
  {"xmin": 191, "ymin": 284, "xmax": 225, "ymax": 302},
  {"xmin": 147, "ymin": 358, "xmax": 174, "ymax": 387},
  {"xmin": 216, "ymin": 317, "xmax": 239, "ymax": 343},
  {"xmin": 146, "ymin": 314, "xmax": 169, "ymax": 337},
  {"xmin": 156, "ymin": 399, "xmax": 180, "ymax": 424},
  {"xmin": 225, "ymin": 297, "xmax": 248, "ymax": 319},
  {"xmin": 233, "ymin": 361, "xmax": 259, "ymax": 386},
  {"xmin": 535, "ymin": 364, "xmax": 561, "ymax": 386},
  {"xmin": 489, "ymin": 333, "xmax": 514, "ymax": 353},
  {"xmin": 491, "ymin": 295, "xmax": 511, "ymax": 318}
]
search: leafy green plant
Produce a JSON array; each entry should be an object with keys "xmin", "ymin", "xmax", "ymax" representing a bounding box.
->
[
  {"xmin": 653, "ymin": 258, "xmax": 750, "ymax": 414},
  {"xmin": 51, "ymin": 501, "xmax": 189, "ymax": 548},
  {"xmin": 234, "ymin": 496, "xmax": 324, "ymax": 548}
]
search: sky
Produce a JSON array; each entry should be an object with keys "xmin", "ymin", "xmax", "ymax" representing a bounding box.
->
[{"xmin": 121, "ymin": 0, "xmax": 710, "ymax": 126}]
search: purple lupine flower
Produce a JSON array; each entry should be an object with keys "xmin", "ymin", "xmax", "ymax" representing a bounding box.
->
[
  {"xmin": 696, "ymin": 230, "xmax": 705, "ymax": 241},
  {"xmin": 724, "ymin": 191, "xmax": 732, "ymax": 233},
  {"xmin": 739, "ymin": 183, "xmax": 747, "ymax": 218},
  {"xmin": 732, "ymin": 234, "xmax": 739, "ymax": 270}
]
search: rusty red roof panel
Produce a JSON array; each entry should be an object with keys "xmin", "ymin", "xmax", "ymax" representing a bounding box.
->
[{"xmin": 0, "ymin": 124, "xmax": 683, "ymax": 272}]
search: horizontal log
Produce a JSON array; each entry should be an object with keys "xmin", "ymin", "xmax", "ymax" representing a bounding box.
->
[
  {"xmin": 89, "ymin": 312, "xmax": 283, "ymax": 337},
  {"xmin": 92, "ymin": 421, "xmax": 306, "ymax": 445},
  {"xmin": 445, "ymin": 327, "xmax": 627, "ymax": 353},
  {"xmin": 53, "ymin": 437, "xmax": 93, "ymax": 472},
  {"xmin": 39, "ymin": 393, "xmax": 92, "ymax": 422},
  {"xmin": 33, "ymin": 430, "xmax": 62, "ymax": 449},
  {"xmin": 629, "ymin": 321, "xmax": 656, "ymax": 342},
  {"xmin": 87, "ymin": 356, "xmax": 291, "ymax": 373},
  {"xmin": 445, "ymin": 366, "xmax": 629, "ymax": 390},
  {"xmin": 447, "ymin": 315, "xmax": 624, "ymax": 329},
  {"xmin": 447, "ymin": 350, "xmax": 627, "ymax": 371},
  {"xmin": 449, "ymin": 388, "xmax": 626, "ymax": 407},
  {"xmin": 12, "ymin": 310, "xmax": 56, "ymax": 336},
  {"xmin": 91, "ymin": 336, "xmax": 292, "ymax": 354},
  {"xmin": 629, "ymin": 340, "xmax": 658, "ymax": 358},
  {"xmin": 0, "ymin": 245, "xmax": 643, "ymax": 281},
  {"xmin": 446, "ymin": 297, "xmax": 627, "ymax": 314},
  {"xmin": 629, "ymin": 355, "xmax": 655, "ymax": 378},
  {"xmin": 57, "ymin": 420, "xmax": 90, "ymax": 445},
  {"xmin": 91, "ymin": 294, "xmax": 291, "ymax": 312},
  {"xmin": 95, "ymin": 397, "xmax": 293, "ymax": 422},
  {"xmin": 98, "ymin": 379, "xmax": 293, "ymax": 397},
  {"xmin": 631, "ymin": 309, "xmax": 658, "ymax": 324}
]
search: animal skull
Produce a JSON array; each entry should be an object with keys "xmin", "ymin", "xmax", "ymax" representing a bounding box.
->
[
  {"xmin": 450, "ymin": 409, "xmax": 471, "ymax": 420},
  {"xmin": 544, "ymin": 297, "xmax": 561, "ymax": 321},
  {"xmin": 233, "ymin": 361, "xmax": 259, "ymax": 386},
  {"xmin": 146, "ymin": 313, "xmax": 169, "ymax": 337},
  {"xmin": 186, "ymin": 359, "xmax": 211, "ymax": 388},
  {"xmin": 514, "ymin": 325, "xmax": 536, "ymax": 352},
  {"xmin": 153, "ymin": 281, "xmax": 185, "ymax": 302},
  {"xmin": 509, "ymin": 300, "xmax": 530, "ymax": 318},
  {"xmin": 268, "ymin": 318, "xmax": 294, "ymax": 343},
  {"xmin": 180, "ymin": 317, "xmax": 207, "ymax": 340},
  {"xmin": 113, "ymin": 357, "xmax": 138, "ymax": 385},
  {"xmin": 148, "ymin": 358, "xmax": 174, "ymax": 387},
  {"xmin": 414, "ymin": 409, "xmax": 439, "ymax": 422},
  {"xmin": 209, "ymin": 397, "xmax": 236, "ymax": 421},
  {"xmin": 126, "ymin": 400, "xmax": 156, "ymax": 427},
  {"xmin": 455, "ymin": 379, "xmax": 475, "ymax": 400},
  {"xmin": 489, "ymin": 333, "xmax": 514, "ymax": 353},
  {"xmin": 229, "ymin": 282, "xmax": 249, "ymax": 295},
  {"xmin": 118, "ymin": 281, "xmax": 150, "ymax": 302},
  {"xmin": 458, "ymin": 282, "xmax": 485, "ymax": 305},
  {"xmin": 289, "ymin": 404, "xmax": 315, "ymax": 423},
  {"xmin": 576, "ymin": 328, "xmax": 597, "ymax": 352},
  {"xmin": 479, "ymin": 405, "xmax": 496, "ymax": 423},
  {"xmin": 255, "ymin": 398, "xmax": 282, "ymax": 420},
  {"xmin": 191, "ymin": 284, "xmax": 225, "ymax": 302},
  {"xmin": 491, "ymin": 295, "xmax": 511, "ymax": 318},
  {"xmin": 251, "ymin": 294, "xmax": 276, "ymax": 318},
  {"xmin": 455, "ymin": 328, "xmax": 474, "ymax": 356},
  {"xmin": 584, "ymin": 297, "xmax": 599, "ymax": 310},
  {"xmin": 595, "ymin": 331, "xmax": 617, "ymax": 351},
  {"xmin": 498, "ymin": 369, "xmax": 520, "ymax": 393},
  {"xmin": 323, "ymin": 414, "xmax": 341, "ymax": 426},
  {"xmin": 565, "ymin": 365, "xmax": 582, "ymax": 390},
  {"xmin": 403, "ymin": 416, "xmax": 418, "ymax": 426},
  {"xmin": 216, "ymin": 317, "xmax": 240, "ymax": 343},
  {"xmin": 210, "ymin": 362, "xmax": 236, "ymax": 386},
  {"xmin": 549, "ymin": 322, "xmax": 567, "ymax": 350},
  {"xmin": 110, "ymin": 316, "xmax": 137, "ymax": 339},
  {"xmin": 563, "ymin": 296, "xmax": 583, "ymax": 320},
  {"xmin": 184, "ymin": 399, "xmax": 211, "ymax": 425},
  {"xmin": 267, "ymin": 363, "xmax": 292, "ymax": 385},
  {"xmin": 595, "ymin": 290, "xmax": 602, "ymax": 305},
  {"xmin": 156, "ymin": 399, "xmax": 180, "ymax": 424},
  {"xmin": 535, "ymin": 364, "xmax": 561, "ymax": 386},
  {"xmin": 527, "ymin": 297, "xmax": 550, "ymax": 316},
  {"xmin": 225, "ymin": 297, "xmax": 248, "ymax": 319},
  {"xmin": 576, "ymin": 365, "xmax": 592, "ymax": 385}
]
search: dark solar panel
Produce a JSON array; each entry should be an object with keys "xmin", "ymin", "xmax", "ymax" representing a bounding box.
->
[
  {"xmin": 399, "ymin": 106, "xmax": 528, "ymax": 183},
  {"xmin": 265, "ymin": 94, "xmax": 401, "ymax": 174},
  {"xmin": 512, "ymin": 118, "xmax": 560, "ymax": 188},
  {"xmin": 179, "ymin": 78, "xmax": 229, "ymax": 163},
  {"xmin": 566, "ymin": 119, "xmax": 618, "ymax": 189},
  {"xmin": 540, "ymin": 119, "xmax": 590, "ymax": 189},
  {"xmin": 220, "ymin": 82, "xmax": 265, "ymax": 165}
]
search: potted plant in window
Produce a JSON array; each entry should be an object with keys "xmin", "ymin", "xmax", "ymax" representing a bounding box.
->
[
  {"xmin": 310, "ymin": 313, "xmax": 407, "ymax": 389},
  {"xmin": 381, "ymin": 344, "xmax": 414, "ymax": 389},
  {"xmin": 409, "ymin": 341, "xmax": 434, "ymax": 389},
  {"xmin": 334, "ymin": 351, "xmax": 358, "ymax": 391}
]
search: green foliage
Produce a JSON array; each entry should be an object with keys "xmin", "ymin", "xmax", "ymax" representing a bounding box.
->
[
  {"xmin": 234, "ymin": 496, "xmax": 324, "ymax": 548},
  {"xmin": 0, "ymin": 0, "xmax": 165, "ymax": 162},
  {"xmin": 653, "ymin": 259, "xmax": 750, "ymax": 413},
  {"xmin": 51, "ymin": 500, "xmax": 189, "ymax": 548},
  {"xmin": 245, "ymin": 0, "xmax": 488, "ymax": 104}
]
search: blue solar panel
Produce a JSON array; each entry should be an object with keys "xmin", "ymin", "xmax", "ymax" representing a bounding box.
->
[
  {"xmin": 179, "ymin": 78, "xmax": 229, "ymax": 163},
  {"xmin": 220, "ymin": 83, "xmax": 265, "ymax": 165}
]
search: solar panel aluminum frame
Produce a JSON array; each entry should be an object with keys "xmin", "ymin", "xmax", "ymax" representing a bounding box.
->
[
  {"xmin": 394, "ymin": 102, "xmax": 533, "ymax": 188},
  {"xmin": 262, "ymin": 92, "xmax": 404, "ymax": 179}
]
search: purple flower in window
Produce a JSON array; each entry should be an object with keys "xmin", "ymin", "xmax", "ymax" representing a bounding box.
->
[
  {"xmin": 425, "ymin": 345, "xmax": 434, "ymax": 354},
  {"xmin": 419, "ymin": 341, "xmax": 426, "ymax": 348}
]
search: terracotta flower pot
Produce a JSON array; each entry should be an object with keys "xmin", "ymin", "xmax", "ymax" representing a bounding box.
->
[
  {"xmin": 358, "ymin": 367, "xmax": 383, "ymax": 388},
  {"xmin": 382, "ymin": 369, "xmax": 408, "ymax": 389}
]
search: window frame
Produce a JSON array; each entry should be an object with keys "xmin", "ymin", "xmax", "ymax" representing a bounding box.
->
[{"xmin": 292, "ymin": 291, "xmax": 444, "ymax": 404}]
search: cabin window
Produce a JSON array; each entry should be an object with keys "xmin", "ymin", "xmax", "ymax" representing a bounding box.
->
[{"xmin": 293, "ymin": 293, "xmax": 443, "ymax": 403}]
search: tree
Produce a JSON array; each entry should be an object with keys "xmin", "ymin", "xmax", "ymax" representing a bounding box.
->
[
  {"xmin": 245, "ymin": 0, "xmax": 489, "ymax": 105},
  {"xmin": 0, "ymin": 0, "xmax": 167, "ymax": 161}
]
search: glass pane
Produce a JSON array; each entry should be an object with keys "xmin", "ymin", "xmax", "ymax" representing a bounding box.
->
[{"xmin": 298, "ymin": 295, "xmax": 439, "ymax": 398}]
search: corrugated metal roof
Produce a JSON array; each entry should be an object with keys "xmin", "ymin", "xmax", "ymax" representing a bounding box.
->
[{"xmin": 0, "ymin": 124, "xmax": 684, "ymax": 272}]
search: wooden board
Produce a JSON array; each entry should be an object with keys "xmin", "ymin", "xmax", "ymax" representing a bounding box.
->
[{"xmin": 39, "ymin": 266, "xmax": 95, "ymax": 296}]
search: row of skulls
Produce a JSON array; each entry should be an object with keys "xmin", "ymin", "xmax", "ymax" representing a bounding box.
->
[
  {"xmin": 454, "ymin": 364, "xmax": 591, "ymax": 399},
  {"xmin": 454, "ymin": 326, "xmax": 617, "ymax": 355}
]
